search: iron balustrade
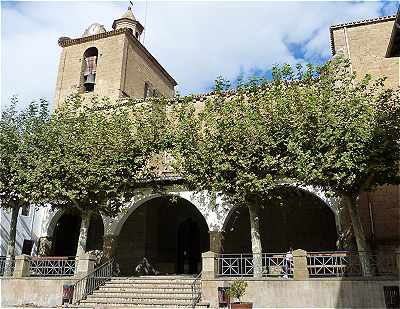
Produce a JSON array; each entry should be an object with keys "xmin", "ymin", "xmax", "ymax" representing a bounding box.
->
[
  {"xmin": 217, "ymin": 253, "xmax": 293, "ymax": 278},
  {"xmin": 0, "ymin": 256, "xmax": 15, "ymax": 276},
  {"xmin": 72, "ymin": 259, "xmax": 113, "ymax": 304},
  {"xmin": 307, "ymin": 251, "xmax": 398, "ymax": 277},
  {"xmin": 29, "ymin": 256, "xmax": 76, "ymax": 277},
  {"xmin": 191, "ymin": 272, "xmax": 202, "ymax": 308}
]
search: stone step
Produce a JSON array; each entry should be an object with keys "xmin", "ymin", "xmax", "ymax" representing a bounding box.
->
[
  {"xmin": 97, "ymin": 288, "xmax": 193, "ymax": 294},
  {"xmin": 78, "ymin": 302, "xmax": 209, "ymax": 308},
  {"xmin": 105, "ymin": 282, "xmax": 198, "ymax": 289},
  {"xmin": 98, "ymin": 286, "xmax": 193, "ymax": 293},
  {"xmin": 80, "ymin": 297, "xmax": 201, "ymax": 305},
  {"xmin": 116, "ymin": 275, "xmax": 197, "ymax": 279},
  {"xmin": 85, "ymin": 294, "xmax": 194, "ymax": 301},
  {"xmin": 109, "ymin": 279, "xmax": 197, "ymax": 284},
  {"xmin": 93, "ymin": 291, "xmax": 194, "ymax": 298}
]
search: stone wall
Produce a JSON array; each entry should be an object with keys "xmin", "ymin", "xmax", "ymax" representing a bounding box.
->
[
  {"xmin": 331, "ymin": 18, "xmax": 399, "ymax": 89},
  {"xmin": 0, "ymin": 277, "xmax": 74, "ymax": 307},
  {"xmin": 331, "ymin": 17, "xmax": 400, "ymax": 253},
  {"xmin": 202, "ymin": 278, "xmax": 399, "ymax": 308},
  {"xmin": 121, "ymin": 34, "xmax": 175, "ymax": 99}
]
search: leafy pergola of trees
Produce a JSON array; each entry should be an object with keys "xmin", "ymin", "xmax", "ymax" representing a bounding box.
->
[
  {"xmin": 0, "ymin": 94, "xmax": 165, "ymax": 268},
  {"xmin": 169, "ymin": 58, "xmax": 400, "ymax": 276},
  {"xmin": 0, "ymin": 57, "xmax": 398, "ymax": 278}
]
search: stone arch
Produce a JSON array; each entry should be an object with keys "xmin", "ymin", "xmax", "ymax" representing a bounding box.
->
[
  {"xmin": 115, "ymin": 194, "xmax": 210, "ymax": 275},
  {"xmin": 42, "ymin": 208, "xmax": 105, "ymax": 256},
  {"xmin": 109, "ymin": 189, "xmax": 228, "ymax": 236},
  {"xmin": 221, "ymin": 185, "xmax": 339, "ymax": 253},
  {"xmin": 221, "ymin": 184, "xmax": 340, "ymax": 233}
]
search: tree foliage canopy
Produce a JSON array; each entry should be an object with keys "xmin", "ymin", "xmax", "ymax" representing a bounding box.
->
[
  {"xmin": 31, "ymin": 94, "xmax": 165, "ymax": 217},
  {"xmin": 170, "ymin": 57, "xmax": 400, "ymax": 204},
  {"xmin": 0, "ymin": 97, "xmax": 50, "ymax": 209}
]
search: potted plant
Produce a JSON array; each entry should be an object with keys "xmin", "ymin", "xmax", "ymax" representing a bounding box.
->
[{"xmin": 226, "ymin": 279, "xmax": 252, "ymax": 309}]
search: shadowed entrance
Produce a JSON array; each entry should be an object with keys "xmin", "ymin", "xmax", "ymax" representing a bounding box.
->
[
  {"xmin": 117, "ymin": 196, "xmax": 209, "ymax": 276},
  {"xmin": 52, "ymin": 211, "xmax": 104, "ymax": 256},
  {"xmin": 223, "ymin": 187, "xmax": 338, "ymax": 253}
]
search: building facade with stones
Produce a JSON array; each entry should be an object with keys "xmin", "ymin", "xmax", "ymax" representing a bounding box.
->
[
  {"xmin": 1, "ymin": 9, "xmax": 398, "ymax": 275},
  {"xmin": 330, "ymin": 12, "xmax": 400, "ymax": 254}
]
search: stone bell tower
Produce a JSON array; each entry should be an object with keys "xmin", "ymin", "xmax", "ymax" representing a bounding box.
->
[{"xmin": 54, "ymin": 7, "xmax": 177, "ymax": 109}]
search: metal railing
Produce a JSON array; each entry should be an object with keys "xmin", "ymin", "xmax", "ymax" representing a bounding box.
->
[
  {"xmin": 217, "ymin": 253, "xmax": 293, "ymax": 278},
  {"xmin": 72, "ymin": 259, "xmax": 113, "ymax": 304},
  {"xmin": 0, "ymin": 256, "xmax": 15, "ymax": 276},
  {"xmin": 191, "ymin": 272, "xmax": 202, "ymax": 308},
  {"xmin": 29, "ymin": 256, "xmax": 76, "ymax": 277},
  {"xmin": 307, "ymin": 251, "xmax": 398, "ymax": 277}
]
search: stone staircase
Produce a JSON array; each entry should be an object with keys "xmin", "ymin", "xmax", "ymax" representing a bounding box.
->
[{"xmin": 78, "ymin": 275, "xmax": 209, "ymax": 308}]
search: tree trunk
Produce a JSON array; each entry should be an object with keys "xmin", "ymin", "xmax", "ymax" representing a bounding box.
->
[
  {"xmin": 343, "ymin": 193, "xmax": 373, "ymax": 276},
  {"xmin": 5, "ymin": 203, "xmax": 20, "ymax": 276},
  {"xmin": 248, "ymin": 202, "xmax": 263, "ymax": 277},
  {"xmin": 76, "ymin": 211, "xmax": 91, "ymax": 257}
]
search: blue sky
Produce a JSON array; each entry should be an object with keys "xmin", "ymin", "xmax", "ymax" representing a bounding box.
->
[{"xmin": 1, "ymin": 1, "xmax": 398, "ymax": 109}]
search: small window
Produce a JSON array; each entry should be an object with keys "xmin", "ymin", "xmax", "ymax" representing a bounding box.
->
[
  {"xmin": 21, "ymin": 205, "xmax": 30, "ymax": 216},
  {"xmin": 135, "ymin": 32, "xmax": 139, "ymax": 39},
  {"xmin": 22, "ymin": 239, "xmax": 34, "ymax": 255}
]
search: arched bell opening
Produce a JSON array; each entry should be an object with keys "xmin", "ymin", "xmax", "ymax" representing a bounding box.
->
[
  {"xmin": 116, "ymin": 196, "xmax": 209, "ymax": 276},
  {"xmin": 81, "ymin": 47, "xmax": 98, "ymax": 92},
  {"xmin": 222, "ymin": 187, "xmax": 338, "ymax": 253}
]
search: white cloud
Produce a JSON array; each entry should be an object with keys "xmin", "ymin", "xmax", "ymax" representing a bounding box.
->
[{"xmin": 1, "ymin": 1, "xmax": 392, "ymax": 109}]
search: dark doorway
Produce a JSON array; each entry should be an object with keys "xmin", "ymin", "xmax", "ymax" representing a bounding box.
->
[
  {"xmin": 177, "ymin": 218, "xmax": 201, "ymax": 274},
  {"xmin": 52, "ymin": 212, "xmax": 104, "ymax": 256},
  {"xmin": 117, "ymin": 196, "xmax": 209, "ymax": 276},
  {"xmin": 223, "ymin": 187, "xmax": 338, "ymax": 253}
]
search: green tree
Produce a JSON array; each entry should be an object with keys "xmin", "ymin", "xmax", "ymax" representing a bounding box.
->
[
  {"xmin": 287, "ymin": 58, "xmax": 400, "ymax": 276},
  {"xmin": 0, "ymin": 97, "xmax": 50, "ymax": 274},
  {"xmin": 33, "ymin": 94, "xmax": 163, "ymax": 256},
  {"xmin": 170, "ymin": 77, "xmax": 294, "ymax": 277}
]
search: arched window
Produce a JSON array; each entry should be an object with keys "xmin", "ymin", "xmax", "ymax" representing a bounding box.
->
[{"xmin": 82, "ymin": 47, "xmax": 98, "ymax": 92}]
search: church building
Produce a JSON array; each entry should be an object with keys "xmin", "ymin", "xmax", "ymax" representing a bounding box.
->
[{"xmin": 1, "ymin": 7, "xmax": 398, "ymax": 277}]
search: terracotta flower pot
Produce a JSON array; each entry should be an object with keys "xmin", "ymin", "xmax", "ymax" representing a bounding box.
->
[{"xmin": 231, "ymin": 302, "xmax": 253, "ymax": 309}]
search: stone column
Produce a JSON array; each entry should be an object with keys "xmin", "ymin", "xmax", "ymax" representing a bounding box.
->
[
  {"xmin": 292, "ymin": 249, "xmax": 309, "ymax": 280},
  {"xmin": 202, "ymin": 251, "xmax": 217, "ymax": 279},
  {"xmin": 209, "ymin": 231, "xmax": 222, "ymax": 253},
  {"xmin": 103, "ymin": 234, "xmax": 118, "ymax": 262},
  {"xmin": 13, "ymin": 255, "xmax": 30, "ymax": 278},
  {"xmin": 75, "ymin": 253, "xmax": 96, "ymax": 278},
  {"xmin": 37, "ymin": 236, "xmax": 53, "ymax": 256}
]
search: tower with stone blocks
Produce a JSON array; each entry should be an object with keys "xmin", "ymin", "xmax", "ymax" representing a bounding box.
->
[{"xmin": 54, "ymin": 7, "xmax": 177, "ymax": 109}]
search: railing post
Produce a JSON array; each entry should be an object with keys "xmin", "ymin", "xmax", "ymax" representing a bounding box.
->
[
  {"xmin": 293, "ymin": 249, "xmax": 309, "ymax": 280},
  {"xmin": 202, "ymin": 251, "xmax": 217, "ymax": 279},
  {"xmin": 13, "ymin": 254, "xmax": 30, "ymax": 278},
  {"xmin": 75, "ymin": 253, "xmax": 96, "ymax": 278}
]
